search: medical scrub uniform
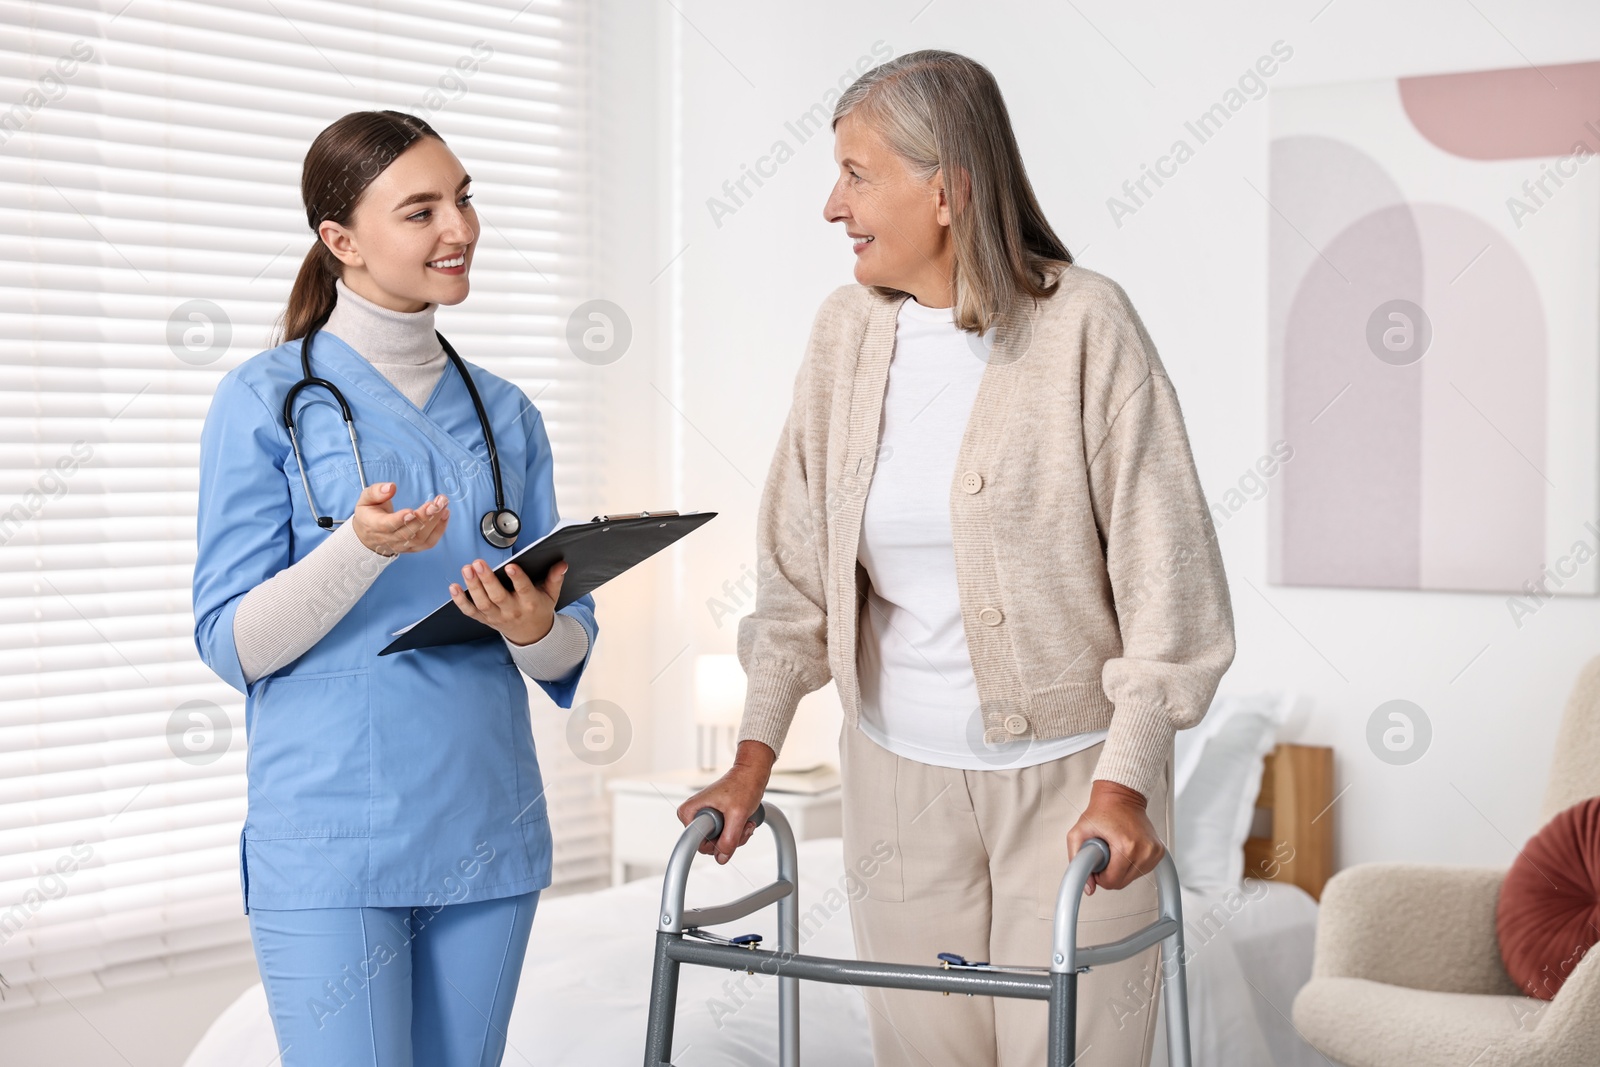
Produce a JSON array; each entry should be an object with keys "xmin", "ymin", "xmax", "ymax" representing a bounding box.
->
[{"xmin": 192, "ymin": 330, "xmax": 597, "ymax": 1065}]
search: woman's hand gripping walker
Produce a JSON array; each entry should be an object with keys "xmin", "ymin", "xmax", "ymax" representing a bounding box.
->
[{"xmin": 643, "ymin": 803, "xmax": 1194, "ymax": 1067}]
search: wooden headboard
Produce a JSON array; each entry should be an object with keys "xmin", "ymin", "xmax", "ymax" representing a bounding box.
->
[{"xmin": 1241, "ymin": 742, "xmax": 1336, "ymax": 901}]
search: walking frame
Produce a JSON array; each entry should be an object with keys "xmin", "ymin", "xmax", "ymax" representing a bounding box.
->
[{"xmin": 644, "ymin": 802, "xmax": 1193, "ymax": 1066}]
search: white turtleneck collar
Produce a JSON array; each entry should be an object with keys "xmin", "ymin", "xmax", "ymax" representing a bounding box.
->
[
  {"xmin": 325, "ymin": 278, "xmax": 444, "ymax": 366},
  {"xmin": 322, "ymin": 278, "xmax": 447, "ymax": 407}
]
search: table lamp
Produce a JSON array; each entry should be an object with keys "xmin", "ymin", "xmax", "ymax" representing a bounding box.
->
[{"xmin": 693, "ymin": 653, "xmax": 745, "ymax": 772}]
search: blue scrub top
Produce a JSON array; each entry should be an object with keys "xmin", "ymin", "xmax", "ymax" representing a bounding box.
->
[{"xmin": 192, "ymin": 331, "xmax": 598, "ymax": 913}]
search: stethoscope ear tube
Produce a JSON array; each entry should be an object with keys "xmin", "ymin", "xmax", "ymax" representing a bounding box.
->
[
  {"xmin": 283, "ymin": 324, "xmax": 521, "ymax": 550},
  {"xmin": 436, "ymin": 330, "xmax": 520, "ymax": 551}
]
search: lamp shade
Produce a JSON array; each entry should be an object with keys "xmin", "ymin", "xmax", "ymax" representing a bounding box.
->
[{"xmin": 694, "ymin": 654, "xmax": 746, "ymax": 728}]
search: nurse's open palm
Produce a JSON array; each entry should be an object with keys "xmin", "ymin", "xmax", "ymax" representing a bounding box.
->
[{"xmin": 352, "ymin": 482, "xmax": 450, "ymax": 557}]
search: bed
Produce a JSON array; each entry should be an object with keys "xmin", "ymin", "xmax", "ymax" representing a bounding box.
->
[{"xmin": 186, "ymin": 692, "xmax": 1335, "ymax": 1066}]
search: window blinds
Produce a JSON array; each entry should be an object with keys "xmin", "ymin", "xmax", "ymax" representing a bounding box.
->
[{"xmin": 0, "ymin": 0, "xmax": 605, "ymax": 1011}]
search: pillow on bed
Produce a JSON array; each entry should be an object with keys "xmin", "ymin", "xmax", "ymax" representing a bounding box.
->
[
  {"xmin": 1495, "ymin": 796, "xmax": 1600, "ymax": 1000},
  {"xmin": 1171, "ymin": 691, "xmax": 1288, "ymax": 894}
]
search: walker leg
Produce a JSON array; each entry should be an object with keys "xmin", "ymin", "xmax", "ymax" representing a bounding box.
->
[
  {"xmin": 643, "ymin": 931, "xmax": 681, "ymax": 1066},
  {"xmin": 777, "ymin": 932, "xmax": 799, "ymax": 1066},
  {"xmin": 1161, "ymin": 930, "xmax": 1193, "ymax": 1067},
  {"xmin": 1046, "ymin": 970, "xmax": 1076, "ymax": 1067},
  {"xmin": 775, "ymin": 813, "xmax": 800, "ymax": 1067}
]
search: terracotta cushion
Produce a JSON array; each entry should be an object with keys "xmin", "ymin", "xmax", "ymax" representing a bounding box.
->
[{"xmin": 1495, "ymin": 796, "xmax": 1600, "ymax": 999}]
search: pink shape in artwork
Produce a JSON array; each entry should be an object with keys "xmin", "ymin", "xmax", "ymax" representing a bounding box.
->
[{"xmin": 1399, "ymin": 59, "xmax": 1600, "ymax": 160}]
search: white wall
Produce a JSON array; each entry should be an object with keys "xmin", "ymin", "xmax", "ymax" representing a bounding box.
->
[{"xmin": 644, "ymin": 0, "xmax": 1600, "ymax": 873}]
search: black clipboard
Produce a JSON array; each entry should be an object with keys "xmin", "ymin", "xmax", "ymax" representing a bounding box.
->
[{"xmin": 378, "ymin": 510, "xmax": 716, "ymax": 656}]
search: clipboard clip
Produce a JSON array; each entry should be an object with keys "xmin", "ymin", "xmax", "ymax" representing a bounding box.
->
[{"xmin": 590, "ymin": 510, "xmax": 680, "ymax": 522}]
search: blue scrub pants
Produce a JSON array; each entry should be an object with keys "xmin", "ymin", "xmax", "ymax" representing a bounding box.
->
[{"xmin": 247, "ymin": 891, "xmax": 539, "ymax": 1067}]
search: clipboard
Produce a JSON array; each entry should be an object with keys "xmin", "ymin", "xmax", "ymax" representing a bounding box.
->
[{"xmin": 378, "ymin": 510, "xmax": 717, "ymax": 656}]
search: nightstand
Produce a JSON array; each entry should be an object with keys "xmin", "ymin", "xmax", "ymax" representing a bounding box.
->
[{"xmin": 605, "ymin": 767, "xmax": 842, "ymax": 885}]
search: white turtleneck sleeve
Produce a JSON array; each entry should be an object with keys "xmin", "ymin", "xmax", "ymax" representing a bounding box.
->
[{"xmin": 229, "ymin": 281, "xmax": 590, "ymax": 686}]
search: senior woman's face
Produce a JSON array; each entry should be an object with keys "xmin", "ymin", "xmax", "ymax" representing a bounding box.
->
[{"xmin": 824, "ymin": 111, "xmax": 952, "ymax": 304}]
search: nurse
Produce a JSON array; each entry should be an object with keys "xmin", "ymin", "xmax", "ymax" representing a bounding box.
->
[{"xmin": 192, "ymin": 110, "xmax": 598, "ymax": 1066}]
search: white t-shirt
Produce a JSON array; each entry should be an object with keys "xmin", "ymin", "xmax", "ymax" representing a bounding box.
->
[{"xmin": 855, "ymin": 296, "xmax": 1109, "ymax": 770}]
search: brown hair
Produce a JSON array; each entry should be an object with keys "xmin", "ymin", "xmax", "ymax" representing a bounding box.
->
[
  {"xmin": 274, "ymin": 110, "xmax": 444, "ymax": 345},
  {"xmin": 832, "ymin": 50, "xmax": 1072, "ymax": 332}
]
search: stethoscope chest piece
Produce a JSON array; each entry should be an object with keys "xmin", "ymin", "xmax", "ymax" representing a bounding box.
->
[{"xmin": 481, "ymin": 508, "xmax": 521, "ymax": 549}]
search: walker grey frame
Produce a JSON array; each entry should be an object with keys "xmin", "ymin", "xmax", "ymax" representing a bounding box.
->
[{"xmin": 643, "ymin": 802, "xmax": 1193, "ymax": 1066}]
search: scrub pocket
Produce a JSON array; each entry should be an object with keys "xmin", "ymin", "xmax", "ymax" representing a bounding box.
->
[
  {"xmin": 839, "ymin": 722, "xmax": 904, "ymax": 902},
  {"xmin": 244, "ymin": 668, "xmax": 371, "ymax": 840}
]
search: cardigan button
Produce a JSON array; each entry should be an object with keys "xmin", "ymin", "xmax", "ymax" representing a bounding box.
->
[
  {"xmin": 960, "ymin": 470, "xmax": 983, "ymax": 494},
  {"xmin": 979, "ymin": 607, "xmax": 1003, "ymax": 626},
  {"xmin": 1003, "ymin": 713, "xmax": 1029, "ymax": 736}
]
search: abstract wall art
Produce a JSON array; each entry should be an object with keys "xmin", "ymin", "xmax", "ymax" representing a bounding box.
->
[{"xmin": 1268, "ymin": 60, "xmax": 1600, "ymax": 597}]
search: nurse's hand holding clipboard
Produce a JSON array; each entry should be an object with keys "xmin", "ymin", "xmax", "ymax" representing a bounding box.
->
[
  {"xmin": 450, "ymin": 556, "xmax": 567, "ymax": 647},
  {"xmin": 351, "ymin": 480, "xmax": 567, "ymax": 646}
]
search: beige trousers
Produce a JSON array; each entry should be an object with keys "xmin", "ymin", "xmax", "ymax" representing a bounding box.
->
[{"xmin": 838, "ymin": 721, "xmax": 1174, "ymax": 1067}]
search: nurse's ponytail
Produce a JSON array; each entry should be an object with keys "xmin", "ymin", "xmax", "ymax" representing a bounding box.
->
[{"xmin": 274, "ymin": 110, "xmax": 444, "ymax": 345}]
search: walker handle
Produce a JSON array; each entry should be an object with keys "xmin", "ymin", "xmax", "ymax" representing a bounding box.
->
[
  {"xmin": 1051, "ymin": 835, "xmax": 1193, "ymax": 1066},
  {"xmin": 692, "ymin": 802, "xmax": 767, "ymax": 842},
  {"xmin": 1080, "ymin": 836, "xmax": 1111, "ymax": 874}
]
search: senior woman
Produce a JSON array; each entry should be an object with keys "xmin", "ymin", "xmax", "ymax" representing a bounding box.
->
[{"xmin": 680, "ymin": 50, "xmax": 1235, "ymax": 1067}]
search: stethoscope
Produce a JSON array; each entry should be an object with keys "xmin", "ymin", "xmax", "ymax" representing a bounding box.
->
[{"xmin": 282, "ymin": 319, "xmax": 522, "ymax": 550}]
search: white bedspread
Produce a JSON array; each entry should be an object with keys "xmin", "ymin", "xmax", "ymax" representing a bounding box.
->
[
  {"xmin": 1150, "ymin": 877, "xmax": 1327, "ymax": 1067},
  {"xmin": 185, "ymin": 837, "xmax": 1324, "ymax": 1066}
]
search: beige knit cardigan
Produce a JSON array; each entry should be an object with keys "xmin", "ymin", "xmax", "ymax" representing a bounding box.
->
[{"xmin": 734, "ymin": 263, "xmax": 1236, "ymax": 801}]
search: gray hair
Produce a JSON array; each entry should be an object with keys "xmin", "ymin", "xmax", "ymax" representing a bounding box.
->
[{"xmin": 833, "ymin": 50, "xmax": 1072, "ymax": 332}]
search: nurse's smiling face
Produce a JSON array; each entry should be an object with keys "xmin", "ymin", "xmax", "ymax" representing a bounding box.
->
[{"xmin": 317, "ymin": 136, "xmax": 480, "ymax": 314}]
